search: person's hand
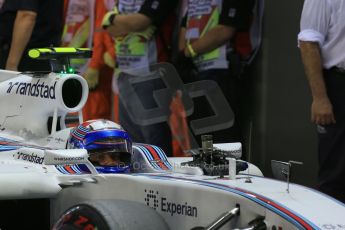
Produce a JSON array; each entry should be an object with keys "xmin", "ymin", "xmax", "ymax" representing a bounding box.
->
[
  {"xmin": 84, "ymin": 68, "xmax": 99, "ymax": 90},
  {"xmin": 145, "ymin": 26, "xmax": 155, "ymax": 39},
  {"xmin": 102, "ymin": 10, "xmax": 117, "ymax": 30},
  {"xmin": 184, "ymin": 43, "xmax": 197, "ymax": 58},
  {"xmin": 103, "ymin": 51, "xmax": 115, "ymax": 68},
  {"xmin": 311, "ymin": 97, "xmax": 336, "ymax": 125}
]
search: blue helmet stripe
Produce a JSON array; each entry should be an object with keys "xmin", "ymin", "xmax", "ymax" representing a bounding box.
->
[
  {"xmin": 84, "ymin": 129, "xmax": 130, "ymax": 146},
  {"xmin": 71, "ymin": 132, "xmax": 84, "ymax": 140},
  {"xmin": 77, "ymin": 125, "xmax": 89, "ymax": 132}
]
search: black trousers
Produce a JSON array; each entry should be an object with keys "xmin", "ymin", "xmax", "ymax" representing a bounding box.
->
[{"xmin": 317, "ymin": 68, "xmax": 345, "ymax": 203}]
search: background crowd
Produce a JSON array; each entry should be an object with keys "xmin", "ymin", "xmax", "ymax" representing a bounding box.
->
[{"xmin": 0, "ymin": 0, "xmax": 259, "ymax": 157}]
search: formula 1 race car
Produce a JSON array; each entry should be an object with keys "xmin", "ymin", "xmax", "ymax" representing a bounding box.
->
[{"xmin": 0, "ymin": 48, "xmax": 344, "ymax": 230}]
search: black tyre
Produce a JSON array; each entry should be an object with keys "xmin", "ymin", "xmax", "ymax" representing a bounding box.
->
[{"xmin": 53, "ymin": 199, "xmax": 169, "ymax": 230}]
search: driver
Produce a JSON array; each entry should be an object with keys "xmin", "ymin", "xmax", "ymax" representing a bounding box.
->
[
  {"xmin": 67, "ymin": 119, "xmax": 132, "ymax": 173},
  {"xmin": 88, "ymin": 150, "xmax": 122, "ymax": 166}
]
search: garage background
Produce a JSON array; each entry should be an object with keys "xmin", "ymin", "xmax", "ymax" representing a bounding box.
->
[{"xmin": 242, "ymin": 0, "xmax": 318, "ymax": 187}]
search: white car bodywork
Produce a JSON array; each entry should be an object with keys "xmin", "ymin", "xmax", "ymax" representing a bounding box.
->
[{"xmin": 0, "ymin": 69, "xmax": 345, "ymax": 230}]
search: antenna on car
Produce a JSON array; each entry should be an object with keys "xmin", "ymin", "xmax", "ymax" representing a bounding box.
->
[{"xmin": 28, "ymin": 47, "xmax": 92, "ymax": 74}]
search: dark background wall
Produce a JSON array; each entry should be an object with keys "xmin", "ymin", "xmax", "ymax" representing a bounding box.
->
[{"xmin": 244, "ymin": 0, "xmax": 318, "ymax": 187}]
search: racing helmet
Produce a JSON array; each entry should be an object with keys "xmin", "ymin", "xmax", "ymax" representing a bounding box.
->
[{"xmin": 67, "ymin": 119, "xmax": 132, "ymax": 173}]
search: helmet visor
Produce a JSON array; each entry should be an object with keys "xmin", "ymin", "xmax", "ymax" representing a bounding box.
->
[
  {"xmin": 84, "ymin": 129, "xmax": 132, "ymax": 153},
  {"xmin": 89, "ymin": 150, "xmax": 131, "ymax": 167}
]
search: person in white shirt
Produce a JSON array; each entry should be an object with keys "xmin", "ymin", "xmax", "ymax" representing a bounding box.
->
[{"xmin": 298, "ymin": 0, "xmax": 345, "ymax": 203}]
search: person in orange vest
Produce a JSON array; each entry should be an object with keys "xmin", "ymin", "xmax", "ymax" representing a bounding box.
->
[
  {"xmin": 101, "ymin": 0, "xmax": 177, "ymax": 156},
  {"xmin": 62, "ymin": 0, "xmax": 117, "ymax": 121}
]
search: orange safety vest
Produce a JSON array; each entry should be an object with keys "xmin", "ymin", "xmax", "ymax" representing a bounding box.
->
[{"xmin": 63, "ymin": 0, "xmax": 117, "ymax": 122}]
